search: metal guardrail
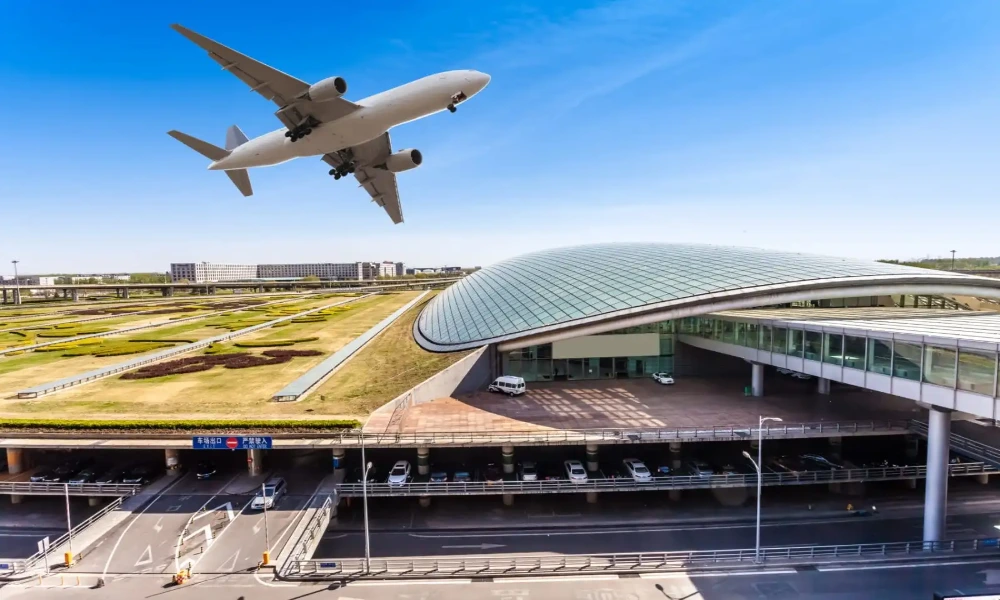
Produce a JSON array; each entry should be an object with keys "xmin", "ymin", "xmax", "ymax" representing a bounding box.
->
[
  {"xmin": 279, "ymin": 495, "xmax": 334, "ymax": 577},
  {"xmin": 908, "ymin": 420, "xmax": 1000, "ymax": 468},
  {"xmin": 273, "ymin": 291, "xmax": 430, "ymax": 401},
  {"xmin": 16, "ymin": 294, "xmax": 375, "ymax": 398},
  {"xmin": 337, "ymin": 462, "xmax": 996, "ymax": 497},
  {"xmin": 16, "ymin": 496, "xmax": 125, "ymax": 573},
  {"xmin": 0, "ymin": 482, "xmax": 141, "ymax": 497},
  {"xmin": 290, "ymin": 538, "xmax": 1000, "ymax": 578}
]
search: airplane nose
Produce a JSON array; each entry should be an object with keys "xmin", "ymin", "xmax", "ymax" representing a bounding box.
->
[{"xmin": 469, "ymin": 71, "xmax": 490, "ymax": 94}]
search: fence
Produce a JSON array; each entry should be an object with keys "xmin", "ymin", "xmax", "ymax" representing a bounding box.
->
[
  {"xmin": 16, "ymin": 496, "xmax": 125, "ymax": 574},
  {"xmin": 336, "ymin": 461, "xmax": 995, "ymax": 497},
  {"xmin": 0, "ymin": 482, "xmax": 141, "ymax": 497},
  {"xmin": 16, "ymin": 294, "xmax": 374, "ymax": 398},
  {"xmin": 909, "ymin": 420, "xmax": 1000, "ymax": 468},
  {"xmin": 288, "ymin": 538, "xmax": 1000, "ymax": 579}
]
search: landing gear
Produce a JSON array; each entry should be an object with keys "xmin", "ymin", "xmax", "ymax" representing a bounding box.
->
[
  {"xmin": 447, "ymin": 104, "xmax": 457, "ymax": 113},
  {"xmin": 285, "ymin": 116, "xmax": 320, "ymax": 143},
  {"xmin": 328, "ymin": 162, "xmax": 356, "ymax": 180},
  {"xmin": 447, "ymin": 91, "xmax": 467, "ymax": 114}
]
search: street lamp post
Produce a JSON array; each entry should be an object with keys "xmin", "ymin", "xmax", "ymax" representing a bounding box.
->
[
  {"xmin": 361, "ymin": 437, "xmax": 372, "ymax": 574},
  {"xmin": 950, "ymin": 250, "xmax": 956, "ymax": 270},
  {"xmin": 743, "ymin": 415, "xmax": 783, "ymax": 564},
  {"xmin": 261, "ymin": 482, "xmax": 271, "ymax": 563},
  {"xmin": 11, "ymin": 260, "xmax": 21, "ymax": 306}
]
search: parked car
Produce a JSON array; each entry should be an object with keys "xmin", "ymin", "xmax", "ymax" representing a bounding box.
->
[
  {"xmin": 518, "ymin": 461, "xmax": 538, "ymax": 482},
  {"xmin": 250, "ymin": 477, "xmax": 287, "ymax": 510},
  {"xmin": 453, "ymin": 469, "xmax": 472, "ymax": 483},
  {"xmin": 429, "ymin": 470, "xmax": 449, "ymax": 483},
  {"xmin": 769, "ymin": 456, "xmax": 808, "ymax": 475},
  {"xmin": 685, "ymin": 460, "xmax": 715, "ymax": 477},
  {"xmin": 121, "ymin": 464, "xmax": 155, "ymax": 485},
  {"xmin": 488, "ymin": 375, "xmax": 526, "ymax": 396},
  {"xmin": 564, "ymin": 460, "xmax": 588, "ymax": 483},
  {"xmin": 776, "ymin": 368, "xmax": 792, "ymax": 375},
  {"xmin": 656, "ymin": 465, "xmax": 672, "ymax": 476},
  {"xmin": 195, "ymin": 461, "xmax": 218, "ymax": 480},
  {"xmin": 483, "ymin": 463, "xmax": 503, "ymax": 484},
  {"xmin": 45, "ymin": 459, "xmax": 90, "ymax": 483},
  {"xmin": 94, "ymin": 468, "xmax": 127, "ymax": 484},
  {"xmin": 716, "ymin": 463, "xmax": 740, "ymax": 476},
  {"xmin": 387, "ymin": 461, "xmax": 412, "ymax": 486},
  {"xmin": 800, "ymin": 454, "xmax": 843, "ymax": 470},
  {"xmin": 790, "ymin": 372, "xmax": 812, "ymax": 380},
  {"xmin": 68, "ymin": 465, "xmax": 103, "ymax": 484},
  {"xmin": 29, "ymin": 468, "xmax": 54, "ymax": 483},
  {"xmin": 651, "ymin": 373, "xmax": 675, "ymax": 385},
  {"xmin": 622, "ymin": 458, "xmax": 652, "ymax": 482}
]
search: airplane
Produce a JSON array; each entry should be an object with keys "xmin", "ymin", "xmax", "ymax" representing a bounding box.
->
[{"xmin": 166, "ymin": 24, "xmax": 490, "ymax": 224}]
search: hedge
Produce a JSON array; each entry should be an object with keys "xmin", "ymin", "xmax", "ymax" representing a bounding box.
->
[
  {"xmin": 129, "ymin": 338, "xmax": 196, "ymax": 343},
  {"xmin": 0, "ymin": 418, "xmax": 360, "ymax": 431},
  {"xmin": 234, "ymin": 337, "xmax": 318, "ymax": 348}
]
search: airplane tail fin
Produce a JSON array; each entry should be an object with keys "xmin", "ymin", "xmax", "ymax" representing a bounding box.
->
[{"xmin": 167, "ymin": 128, "xmax": 253, "ymax": 197}]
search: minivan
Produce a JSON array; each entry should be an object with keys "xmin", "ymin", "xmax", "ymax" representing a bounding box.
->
[
  {"xmin": 488, "ymin": 376, "xmax": 526, "ymax": 396},
  {"xmin": 251, "ymin": 477, "xmax": 287, "ymax": 510}
]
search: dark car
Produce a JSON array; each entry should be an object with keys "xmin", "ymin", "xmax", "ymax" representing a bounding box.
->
[
  {"xmin": 195, "ymin": 461, "xmax": 218, "ymax": 480},
  {"xmin": 68, "ymin": 465, "xmax": 103, "ymax": 484},
  {"xmin": 121, "ymin": 465, "xmax": 155, "ymax": 485},
  {"xmin": 800, "ymin": 454, "xmax": 843, "ymax": 470},
  {"xmin": 483, "ymin": 463, "xmax": 502, "ymax": 484},
  {"xmin": 429, "ymin": 470, "xmax": 448, "ymax": 483},
  {"xmin": 768, "ymin": 455, "xmax": 808, "ymax": 475},
  {"xmin": 45, "ymin": 459, "xmax": 90, "ymax": 483},
  {"xmin": 29, "ymin": 468, "xmax": 54, "ymax": 483},
  {"xmin": 95, "ymin": 468, "xmax": 127, "ymax": 484},
  {"xmin": 453, "ymin": 469, "xmax": 472, "ymax": 483}
]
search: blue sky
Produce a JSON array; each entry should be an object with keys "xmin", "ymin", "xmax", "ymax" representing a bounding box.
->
[{"xmin": 2, "ymin": 0, "xmax": 999, "ymax": 275}]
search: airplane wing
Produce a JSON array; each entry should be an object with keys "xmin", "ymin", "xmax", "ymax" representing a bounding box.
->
[
  {"xmin": 170, "ymin": 24, "xmax": 360, "ymax": 127},
  {"xmin": 322, "ymin": 133, "xmax": 404, "ymax": 224}
]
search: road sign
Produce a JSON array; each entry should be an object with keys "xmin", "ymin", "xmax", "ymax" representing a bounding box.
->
[{"xmin": 192, "ymin": 436, "xmax": 273, "ymax": 450}]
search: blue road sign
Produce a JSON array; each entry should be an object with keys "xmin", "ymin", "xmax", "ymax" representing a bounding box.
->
[{"xmin": 192, "ymin": 436, "xmax": 273, "ymax": 450}]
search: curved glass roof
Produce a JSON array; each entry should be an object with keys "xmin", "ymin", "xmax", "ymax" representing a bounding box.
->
[{"xmin": 415, "ymin": 243, "xmax": 985, "ymax": 351}]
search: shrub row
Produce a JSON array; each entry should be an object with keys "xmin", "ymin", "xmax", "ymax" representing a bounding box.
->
[
  {"xmin": 129, "ymin": 338, "xmax": 196, "ymax": 343},
  {"xmin": 0, "ymin": 418, "xmax": 360, "ymax": 431},
  {"xmin": 262, "ymin": 349, "xmax": 323, "ymax": 358},
  {"xmin": 233, "ymin": 337, "xmax": 318, "ymax": 348}
]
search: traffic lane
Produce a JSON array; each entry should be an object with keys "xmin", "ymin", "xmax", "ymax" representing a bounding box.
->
[
  {"xmin": 315, "ymin": 512, "xmax": 1000, "ymax": 558},
  {"xmin": 192, "ymin": 492, "xmax": 310, "ymax": 573},
  {"xmin": 7, "ymin": 559, "xmax": 1000, "ymax": 600},
  {"xmin": 73, "ymin": 473, "xmax": 243, "ymax": 574},
  {"xmin": 0, "ymin": 526, "xmax": 66, "ymax": 558}
]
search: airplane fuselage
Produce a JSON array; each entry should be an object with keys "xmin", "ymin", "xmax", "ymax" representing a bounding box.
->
[{"xmin": 209, "ymin": 70, "xmax": 488, "ymax": 171}]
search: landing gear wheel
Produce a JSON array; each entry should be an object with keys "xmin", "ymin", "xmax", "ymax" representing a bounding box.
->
[
  {"xmin": 333, "ymin": 173, "xmax": 341, "ymax": 180},
  {"xmin": 285, "ymin": 131, "xmax": 292, "ymax": 138},
  {"xmin": 447, "ymin": 104, "xmax": 457, "ymax": 113},
  {"xmin": 303, "ymin": 128, "xmax": 312, "ymax": 135},
  {"xmin": 290, "ymin": 134, "xmax": 299, "ymax": 142},
  {"xmin": 347, "ymin": 165, "xmax": 356, "ymax": 174}
]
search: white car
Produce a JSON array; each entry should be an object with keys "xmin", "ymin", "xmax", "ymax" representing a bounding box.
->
[
  {"xmin": 488, "ymin": 375, "xmax": 526, "ymax": 396},
  {"xmin": 519, "ymin": 461, "xmax": 538, "ymax": 482},
  {"xmin": 652, "ymin": 373, "xmax": 675, "ymax": 385},
  {"xmin": 685, "ymin": 460, "xmax": 715, "ymax": 477},
  {"xmin": 250, "ymin": 478, "xmax": 287, "ymax": 510},
  {"xmin": 564, "ymin": 460, "xmax": 588, "ymax": 484},
  {"xmin": 790, "ymin": 372, "xmax": 812, "ymax": 380},
  {"xmin": 622, "ymin": 458, "xmax": 652, "ymax": 482},
  {"xmin": 387, "ymin": 460, "xmax": 411, "ymax": 486}
]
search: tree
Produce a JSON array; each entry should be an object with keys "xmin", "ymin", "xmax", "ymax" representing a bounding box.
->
[{"xmin": 302, "ymin": 275, "xmax": 320, "ymax": 282}]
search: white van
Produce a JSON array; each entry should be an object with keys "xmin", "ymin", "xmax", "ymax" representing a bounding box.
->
[{"xmin": 489, "ymin": 375, "xmax": 526, "ymax": 396}]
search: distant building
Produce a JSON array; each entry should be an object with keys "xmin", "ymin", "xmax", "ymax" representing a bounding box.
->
[
  {"xmin": 395, "ymin": 262, "xmax": 405, "ymax": 277},
  {"xmin": 170, "ymin": 261, "xmax": 405, "ymax": 283},
  {"xmin": 405, "ymin": 266, "xmax": 475, "ymax": 275},
  {"xmin": 1, "ymin": 275, "xmax": 56, "ymax": 286}
]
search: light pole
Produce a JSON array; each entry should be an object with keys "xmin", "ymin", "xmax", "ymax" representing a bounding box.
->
[
  {"xmin": 743, "ymin": 415, "xmax": 783, "ymax": 564},
  {"xmin": 64, "ymin": 483, "xmax": 73, "ymax": 564},
  {"xmin": 261, "ymin": 482, "xmax": 271, "ymax": 564},
  {"xmin": 11, "ymin": 260, "xmax": 21, "ymax": 306},
  {"xmin": 361, "ymin": 437, "xmax": 372, "ymax": 574},
  {"xmin": 950, "ymin": 250, "xmax": 956, "ymax": 270}
]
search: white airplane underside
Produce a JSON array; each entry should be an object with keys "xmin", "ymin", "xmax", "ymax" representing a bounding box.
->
[{"xmin": 166, "ymin": 24, "xmax": 490, "ymax": 224}]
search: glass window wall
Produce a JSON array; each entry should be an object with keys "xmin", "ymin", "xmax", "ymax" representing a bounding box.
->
[
  {"xmin": 746, "ymin": 323, "xmax": 759, "ymax": 349},
  {"xmin": 923, "ymin": 346, "xmax": 957, "ymax": 388},
  {"xmin": 805, "ymin": 331, "xmax": 822, "ymax": 361},
  {"xmin": 844, "ymin": 336, "xmax": 866, "ymax": 370},
  {"xmin": 892, "ymin": 342, "xmax": 921, "ymax": 380},
  {"xmin": 788, "ymin": 330, "xmax": 804, "ymax": 357},
  {"xmin": 824, "ymin": 333, "xmax": 843, "ymax": 365},
  {"xmin": 772, "ymin": 327, "xmax": 787, "ymax": 355},
  {"xmin": 736, "ymin": 322, "xmax": 747, "ymax": 346},
  {"xmin": 867, "ymin": 339, "xmax": 892, "ymax": 375},
  {"xmin": 760, "ymin": 325, "xmax": 772, "ymax": 351},
  {"xmin": 957, "ymin": 350, "xmax": 996, "ymax": 395}
]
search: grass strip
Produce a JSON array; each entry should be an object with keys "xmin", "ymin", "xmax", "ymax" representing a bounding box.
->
[{"xmin": 0, "ymin": 418, "xmax": 360, "ymax": 432}]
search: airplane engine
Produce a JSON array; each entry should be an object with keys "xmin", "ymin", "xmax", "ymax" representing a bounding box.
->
[
  {"xmin": 304, "ymin": 76, "xmax": 348, "ymax": 102},
  {"xmin": 384, "ymin": 149, "xmax": 423, "ymax": 173}
]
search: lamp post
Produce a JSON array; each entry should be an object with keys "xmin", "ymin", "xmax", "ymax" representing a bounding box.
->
[
  {"xmin": 261, "ymin": 482, "xmax": 271, "ymax": 564},
  {"xmin": 11, "ymin": 260, "xmax": 21, "ymax": 306},
  {"xmin": 950, "ymin": 250, "xmax": 956, "ymax": 270},
  {"xmin": 361, "ymin": 437, "xmax": 372, "ymax": 574},
  {"xmin": 743, "ymin": 415, "xmax": 783, "ymax": 564}
]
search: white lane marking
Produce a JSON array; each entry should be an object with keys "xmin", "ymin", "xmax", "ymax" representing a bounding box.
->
[
  {"xmin": 181, "ymin": 525, "xmax": 214, "ymax": 546},
  {"xmin": 183, "ymin": 497, "xmax": 253, "ymax": 571},
  {"xmin": 492, "ymin": 574, "xmax": 620, "ymax": 583},
  {"xmin": 153, "ymin": 516, "xmax": 163, "ymax": 533},
  {"xmin": 325, "ymin": 533, "xmax": 352, "ymax": 540},
  {"xmin": 134, "ymin": 545, "xmax": 153, "ymax": 566},
  {"xmin": 253, "ymin": 516, "xmax": 264, "ymax": 535},
  {"xmin": 818, "ymin": 558, "xmax": 1000, "ymax": 572},
  {"xmin": 193, "ymin": 501, "xmax": 235, "ymax": 522},
  {"xmin": 442, "ymin": 543, "xmax": 507, "ymax": 550},
  {"xmin": 346, "ymin": 579, "xmax": 473, "ymax": 586},
  {"xmin": 217, "ymin": 549, "xmax": 241, "ymax": 572},
  {"xmin": 174, "ymin": 473, "xmax": 241, "ymax": 573},
  {"xmin": 641, "ymin": 569, "xmax": 797, "ymax": 579},
  {"xmin": 101, "ymin": 472, "xmax": 191, "ymax": 577}
]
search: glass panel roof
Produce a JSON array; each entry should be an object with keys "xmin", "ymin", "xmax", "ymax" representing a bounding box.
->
[{"xmin": 415, "ymin": 243, "xmax": 974, "ymax": 349}]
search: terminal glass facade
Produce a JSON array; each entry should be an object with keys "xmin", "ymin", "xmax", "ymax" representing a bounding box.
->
[
  {"xmin": 501, "ymin": 321, "xmax": 675, "ymax": 382},
  {"xmin": 958, "ymin": 350, "xmax": 996, "ymax": 395},
  {"xmin": 923, "ymin": 346, "xmax": 957, "ymax": 388}
]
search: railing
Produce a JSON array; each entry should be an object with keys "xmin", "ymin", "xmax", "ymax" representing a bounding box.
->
[
  {"xmin": 336, "ymin": 462, "xmax": 995, "ymax": 497},
  {"xmin": 17, "ymin": 496, "xmax": 125, "ymax": 573},
  {"xmin": 288, "ymin": 538, "xmax": 1000, "ymax": 578},
  {"xmin": 0, "ymin": 559, "xmax": 25, "ymax": 577},
  {"xmin": 279, "ymin": 495, "xmax": 334, "ymax": 577},
  {"xmin": 908, "ymin": 419, "xmax": 1000, "ymax": 468},
  {"xmin": 0, "ymin": 482, "xmax": 141, "ymax": 497},
  {"xmin": 16, "ymin": 295, "xmax": 374, "ymax": 398}
]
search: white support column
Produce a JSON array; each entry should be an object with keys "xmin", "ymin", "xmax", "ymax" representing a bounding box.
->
[
  {"xmin": 923, "ymin": 407, "xmax": 952, "ymax": 543},
  {"xmin": 669, "ymin": 442, "xmax": 682, "ymax": 501},
  {"xmin": 751, "ymin": 363, "xmax": 764, "ymax": 397},
  {"xmin": 417, "ymin": 447, "xmax": 430, "ymax": 476},
  {"xmin": 165, "ymin": 449, "xmax": 181, "ymax": 475},
  {"xmin": 502, "ymin": 445, "xmax": 515, "ymax": 475},
  {"xmin": 332, "ymin": 448, "xmax": 346, "ymax": 473},
  {"xmin": 247, "ymin": 449, "xmax": 263, "ymax": 476},
  {"xmin": 817, "ymin": 377, "xmax": 831, "ymax": 395},
  {"xmin": 7, "ymin": 448, "xmax": 24, "ymax": 504},
  {"xmin": 585, "ymin": 444, "xmax": 599, "ymax": 473}
]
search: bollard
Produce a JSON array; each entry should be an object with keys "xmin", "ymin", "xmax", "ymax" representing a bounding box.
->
[
  {"xmin": 262, "ymin": 551, "xmax": 270, "ymax": 566},
  {"xmin": 64, "ymin": 552, "xmax": 73, "ymax": 567}
]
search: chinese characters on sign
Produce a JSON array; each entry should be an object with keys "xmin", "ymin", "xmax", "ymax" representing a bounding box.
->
[{"xmin": 191, "ymin": 436, "xmax": 273, "ymax": 450}]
